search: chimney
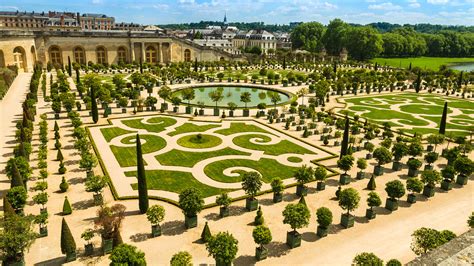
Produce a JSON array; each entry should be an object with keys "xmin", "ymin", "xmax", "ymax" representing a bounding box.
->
[{"xmin": 60, "ymin": 15, "xmax": 64, "ymax": 26}]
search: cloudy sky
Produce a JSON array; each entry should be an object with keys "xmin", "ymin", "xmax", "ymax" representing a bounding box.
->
[{"xmin": 1, "ymin": 0, "xmax": 473, "ymax": 25}]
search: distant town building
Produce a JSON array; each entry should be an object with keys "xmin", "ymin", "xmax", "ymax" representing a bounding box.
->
[
  {"xmin": 233, "ymin": 29, "xmax": 277, "ymax": 54},
  {"xmin": 79, "ymin": 13, "xmax": 114, "ymax": 30},
  {"xmin": 192, "ymin": 39, "xmax": 235, "ymax": 54},
  {"xmin": 274, "ymin": 31, "xmax": 292, "ymax": 49},
  {"xmin": 113, "ymin": 22, "xmax": 144, "ymax": 31}
]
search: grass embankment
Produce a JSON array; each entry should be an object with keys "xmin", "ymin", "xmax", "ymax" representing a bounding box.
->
[{"xmin": 371, "ymin": 57, "xmax": 474, "ymax": 71}]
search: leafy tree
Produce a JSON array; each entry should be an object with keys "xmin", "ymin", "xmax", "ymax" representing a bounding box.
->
[
  {"xmin": 357, "ymin": 158, "xmax": 367, "ymax": 172},
  {"xmin": 240, "ymin": 92, "xmax": 251, "ymax": 109},
  {"xmin": 337, "ymin": 155, "xmax": 354, "ymax": 174},
  {"xmin": 181, "ymin": 88, "xmax": 196, "ymax": 107},
  {"xmin": 178, "ymin": 188, "xmax": 204, "ymax": 217},
  {"xmin": 170, "ymin": 251, "xmax": 192, "ymax": 266},
  {"xmin": 406, "ymin": 178, "xmax": 424, "ymax": 194},
  {"xmin": 421, "ymin": 170, "xmax": 442, "ymax": 188},
  {"xmin": 338, "ymin": 188, "xmax": 360, "ymax": 214},
  {"xmin": 453, "ymin": 156, "xmax": 474, "ymax": 177},
  {"xmin": 353, "ymin": 252, "xmax": 383, "ymax": 266},
  {"xmin": 32, "ymin": 192, "xmax": 48, "ymax": 209},
  {"xmin": 85, "ymin": 175, "xmax": 107, "ymax": 196},
  {"xmin": 158, "ymin": 85, "xmax": 172, "ymax": 104},
  {"xmin": 316, "ymin": 207, "xmax": 333, "ymax": 228},
  {"xmin": 136, "ymin": 134, "xmax": 148, "ymax": 214},
  {"xmin": 90, "ymin": 86, "xmax": 98, "ymax": 123},
  {"xmin": 215, "ymin": 192, "xmax": 231, "ymax": 208},
  {"xmin": 373, "ymin": 147, "xmax": 392, "ymax": 166},
  {"xmin": 385, "ymin": 180, "xmax": 406, "ymax": 200},
  {"xmin": 345, "ymin": 26, "xmax": 383, "ymax": 60},
  {"xmin": 270, "ymin": 177, "xmax": 284, "ymax": 194},
  {"xmin": 146, "ymin": 205, "xmax": 165, "ymax": 226},
  {"xmin": 294, "ymin": 165, "xmax": 314, "ymax": 185},
  {"xmin": 314, "ymin": 166, "xmax": 327, "ymax": 182},
  {"xmin": 367, "ymin": 191, "xmax": 382, "ymax": 210},
  {"xmin": 109, "ymin": 243, "xmax": 146, "ymax": 265},
  {"xmin": 201, "ymin": 222, "xmax": 212, "ymax": 243},
  {"xmin": 411, "ymin": 227, "xmax": 456, "ymax": 255},
  {"xmin": 468, "ymin": 212, "xmax": 474, "ymax": 228},
  {"xmin": 6, "ymin": 186, "xmax": 27, "ymax": 211},
  {"xmin": 0, "ymin": 214, "xmax": 37, "ymax": 263},
  {"xmin": 408, "ymin": 141, "xmax": 424, "ymax": 158},
  {"xmin": 424, "ymin": 152, "xmax": 439, "ymax": 166},
  {"xmin": 386, "ymin": 259, "xmax": 402, "ymax": 266},
  {"xmin": 322, "ymin": 18, "xmax": 349, "ymax": 55},
  {"xmin": 282, "ymin": 203, "xmax": 311, "ymax": 232},
  {"xmin": 5, "ymin": 157, "xmax": 32, "ymax": 183},
  {"xmin": 209, "ymin": 89, "xmax": 224, "ymax": 109},
  {"xmin": 252, "ymin": 225, "xmax": 272, "ymax": 249},
  {"xmin": 241, "ymin": 171, "xmax": 262, "ymax": 200},
  {"xmin": 62, "ymin": 196, "xmax": 72, "ymax": 215},
  {"xmin": 206, "ymin": 232, "xmax": 238, "ymax": 265},
  {"xmin": 291, "ymin": 22, "xmax": 326, "ymax": 53},
  {"xmin": 60, "ymin": 218, "xmax": 76, "ymax": 255}
]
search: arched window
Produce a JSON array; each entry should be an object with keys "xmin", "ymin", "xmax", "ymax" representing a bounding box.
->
[
  {"xmin": 74, "ymin": 47, "xmax": 86, "ymax": 64},
  {"xmin": 0, "ymin": 50, "xmax": 5, "ymax": 67},
  {"xmin": 117, "ymin": 47, "xmax": 127, "ymax": 63},
  {"xmin": 184, "ymin": 49, "xmax": 191, "ymax": 62},
  {"xmin": 96, "ymin": 46, "xmax": 107, "ymax": 65},
  {"xmin": 145, "ymin": 46, "xmax": 157, "ymax": 63},
  {"xmin": 49, "ymin": 46, "xmax": 62, "ymax": 65}
]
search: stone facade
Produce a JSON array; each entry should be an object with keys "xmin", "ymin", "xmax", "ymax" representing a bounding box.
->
[{"xmin": 0, "ymin": 30, "xmax": 244, "ymax": 72}]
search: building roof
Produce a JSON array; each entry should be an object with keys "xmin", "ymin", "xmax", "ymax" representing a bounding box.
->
[{"xmin": 81, "ymin": 13, "xmax": 110, "ymax": 18}]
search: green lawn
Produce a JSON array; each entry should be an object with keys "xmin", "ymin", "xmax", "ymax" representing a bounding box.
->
[
  {"xmin": 177, "ymin": 134, "xmax": 223, "ymax": 149},
  {"xmin": 167, "ymin": 122, "xmax": 220, "ymax": 136},
  {"xmin": 156, "ymin": 148, "xmax": 249, "ymax": 167},
  {"xmin": 100, "ymin": 127, "xmax": 134, "ymax": 142},
  {"xmin": 125, "ymin": 170, "xmax": 231, "ymax": 198},
  {"xmin": 232, "ymin": 134, "xmax": 315, "ymax": 155},
  {"xmin": 215, "ymin": 122, "xmax": 271, "ymax": 136},
  {"xmin": 204, "ymin": 158, "xmax": 299, "ymax": 183},
  {"xmin": 121, "ymin": 117, "xmax": 177, "ymax": 133},
  {"xmin": 371, "ymin": 57, "xmax": 474, "ymax": 71},
  {"xmin": 110, "ymin": 135, "xmax": 166, "ymax": 167}
]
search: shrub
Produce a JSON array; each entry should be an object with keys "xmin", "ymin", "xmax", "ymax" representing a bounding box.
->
[
  {"xmin": 421, "ymin": 170, "xmax": 442, "ymax": 188},
  {"xmin": 254, "ymin": 206, "xmax": 264, "ymax": 225},
  {"xmin": 252, "ymin": 225, "xmax": 272, "ymax": 249},
  {"xmin": 282, "ymin": 203, "xmax": 311, "ymax": 232},
  {"xmin": 109, "ymin": 243, "xmax": 146, "ymax": 265},
  {"xmin": 384, "ymin": 180, "xmax": 406, "ymax": 200},
  {"xmin": 406, "ymin": 178, "xmax": 423, "ymax": 193},
  {"xmin": 316, "ymin": 207, "xmax": 332, "ymax": 228},
  {"xmin": 146, "ymin": 205, "xmax": 165, "ymax": 225},
  {"xmin": 178, "ymin": 188, "xmax": 204, "ymax": 217},
  {"xmin": 367, "ymin": 191, "xmax": 382, "ymax": 209},
  {"xmin": 170, "ymin": 251, "xmax": 192, "ymax": 266},
  {"xmin": 6, "ymin": 186, "xmax": 27, "ymax": 211},
  {"xmin": 353, "ymin": 252, "xmax": 383, "ymax": 266},
  {"xmin": 270, "ymin": 177, "xmax": 284, "ymax": 193},
  {"xmin": 62, "ymin": 196, "xmax": 72, "ymax": 215},
  {"xmin": 206, "ymin": 232, "xmax": 238, "ymax": 264},
  {"xmin": 314, "ymin": 166, "xmax": 327, "ymax": 181},
  {"xmin": 338, "ymin": 188, "xmax": 360, "ymax": 214},
  {"xmin": 215, "ymin": 192, "xmax": 231, "ymax": 208},
  {"xmin": 411, "ymin": 227, "xmax": 456, "ymax": 255},
  {"xmin": 386, "ymin": 259, "xmax": 402, "ymax": 266},
  {"xmin": 59, "ymin": 176, "xmax": 69, "ymax": 192}
]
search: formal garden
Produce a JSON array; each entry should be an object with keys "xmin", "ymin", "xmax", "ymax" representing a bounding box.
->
[
  {"xmin": 1, "ymin": 57, "xmax": 473, "ymax": 266},
  {"xmin": 339, "ymin": 93, "xmax": 474, "ymax": 137}
]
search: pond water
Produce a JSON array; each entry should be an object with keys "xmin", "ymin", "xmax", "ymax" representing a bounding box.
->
[
  {"xmin": 449, "ymin": 62, "xmax": 474, "ymax": 72},
  {"xmin": 171, "ymin": 86, "xmax": 291, "ymax": 108}
]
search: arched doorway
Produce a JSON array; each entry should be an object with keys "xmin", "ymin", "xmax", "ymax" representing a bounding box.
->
[
  {"xmin": 49, "ymin": 46, "xmax": 63, "ymax": 66},
  {"xmin": 0, "ymin": 50, "xmax": 5, "ymax": 67},
  {"xmin": 13, "ymin": 47, "xmax": 27, "ymax": 72},
  {"xmin": 73, "ymin": 46, "xmax": 86, "ymax": 64},
  {"xmin": 117, "ymin": 47, "xmax": 127, "ymax": 64},
  {"xmin": 145, "ymin": 46, "xmax": 157, "ymax": 64},
  {"xmin": 184, "ymin": 49, "xmax": 191, "ymax": 62},
  {"xmin": 96, "ymin": 46, "xmax": 107, "ymax": 65}
]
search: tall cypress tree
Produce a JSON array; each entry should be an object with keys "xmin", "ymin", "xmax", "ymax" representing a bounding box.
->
[
  {"xmin": 340, "ymin": 117, "xmax": 350, "ymax": 158},
  {"xmin": 194, "ymin": 58, "xmax": 198, "ymax": 72},
  {"xmin": 61, "ymin": 218, "xmax": 76, "ymax": 255},
  {"xmin": 283, "ymin": 57, "xmax": 286, "ymax": 70},
  {"xmin": 139, "ymin": 57, "xmax": 143, "ymax": 74},
  {"xmin": 415, "ymin": 72, "xmax": 421, "ymax": 93},
  {"xmin": 91, "ymin": 86, "xmax": 98, "ymax": 124},
  {"xmin": 439, "ymin": 102, "xmax": 448, "ymax": 135},
  {"xmin": 75, "ymin": 68, "xmax": 80, "ymax": 85},
  {"xmin": 67, "ymin": 56, "xmax": 72, "ymax": 77},
  {"xmin": 10, "ymin": 162, "xmax": 24, "ymax": 188},
  {"xmin": 408, "ymin": 62, "xmax": 412, "ymax": 71},
  {"xmin": 458, "ymin": 71, "xmax": 463, "ymax": 88},
  {"xmin": 136, "ymin": 134, "xmax": 148, "ymax": 213}
]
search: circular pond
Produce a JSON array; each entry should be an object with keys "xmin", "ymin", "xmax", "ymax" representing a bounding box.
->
[{"xmin": 171, "ymin": 85, "xmax": 292, "ymax": 108}]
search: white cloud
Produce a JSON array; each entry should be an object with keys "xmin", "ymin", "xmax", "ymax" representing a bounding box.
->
[
  {"xmin": 324, "ymin": 2, "xmax": 338, "ymax": 9},
  {"xmin": 368, "ymin": 2, "xmax": 403, "ymax": 10},
  {"xmin": 408, "ymin": 0, "xmax": 421, "ymax": 8},
  {"xmin": 91, "ymin": 0, "xmax": 103, "ymax": 4},
  {"xmin": 427, "ymin": 0, "xmax": 449, "ymax": 4},
  {"xmin": 0, "ymin": 5, "xmax": 18, "ymax": 10}
]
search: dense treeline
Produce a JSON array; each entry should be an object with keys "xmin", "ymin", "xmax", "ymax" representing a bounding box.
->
[
  {"xmin": 290, "ymin": 19, "xmax": 474, "ymax": 60},
  {"xmin": 0, "ymin": 66, "xmax": 18, "ymax": 99}
]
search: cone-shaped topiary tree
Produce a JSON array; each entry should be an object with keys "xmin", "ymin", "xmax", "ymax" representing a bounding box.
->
[
  {"xmin": 90, "ymin": 86, "xmax": 98, "ymax": 124},
  {"xmin": 61, "ymin": 218, "xmax": 76, "ymax": 257},
  {"xmin": 136, "ymin": 134, "xmax": 148, "ymax": 214},
  {"xmin": 439, "ymin": 102, "xmax": 448, "ymax": 135},
  {"xmin": 340, "ymin": 117, "xmax": 350, "ymax": 159},
  {"xmin": 62, "ymin": 196, "xmax": 72, "ymax": 215},
  {"xmin": 3, "ymin": 196, "xmax": 15, "ymax": 217},
  {"xmin": 367, "ymin": 175, "xmax": 376, "ymax": 190},
  {"xmin": 254, "ymin": 206, "xmax": 264, "ymax": 225},
  {"xmin": 56, "ymin": 148, "xmax": 64, "ymax": 162},
  {"xmin": 201, "ymin": 222, "xmax": 212, "ymax": 243},
  {"xmin": 10, "ymin": 162, "xmax": 24, "ymax": 188}
]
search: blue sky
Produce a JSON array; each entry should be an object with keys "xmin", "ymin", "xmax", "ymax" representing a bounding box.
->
[{"xmin": 1, "ymin": 0, "xmax": 473, "ymax": 25}]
